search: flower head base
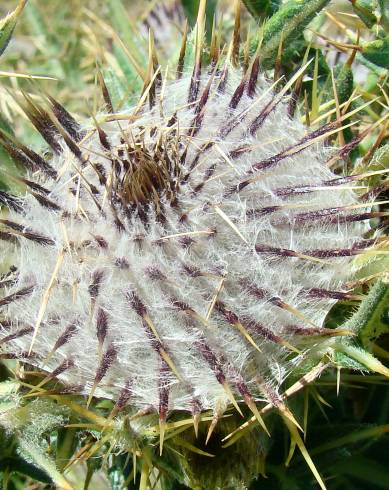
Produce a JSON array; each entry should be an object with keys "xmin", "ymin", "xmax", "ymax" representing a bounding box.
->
[{"xmin": 0, "ymin": 4, "xmax": 372, "ymax": 449}]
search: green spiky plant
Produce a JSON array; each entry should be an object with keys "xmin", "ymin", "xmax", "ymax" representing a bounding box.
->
[{"xmin": 0, "ymin": 1, "xmax": 388, "ymax": 489}]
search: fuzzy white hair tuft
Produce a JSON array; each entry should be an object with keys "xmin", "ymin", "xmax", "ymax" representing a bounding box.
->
[{"xmin": 0, "ymin": 64, "xmax": 368, "ymax": 424}]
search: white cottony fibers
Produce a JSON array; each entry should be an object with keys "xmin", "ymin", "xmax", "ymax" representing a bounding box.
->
[{"xmin": 0, "ymin": 67, "xmax": 366, "ymax": 416}]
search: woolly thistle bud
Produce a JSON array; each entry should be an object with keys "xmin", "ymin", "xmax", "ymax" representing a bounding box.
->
[{"xmin": 0, "ymin": 3, "xmax": 375, "ymax": 456}]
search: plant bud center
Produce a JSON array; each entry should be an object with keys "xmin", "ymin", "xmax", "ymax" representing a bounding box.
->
[{"xmin": 115, "ymin": 126, "xmax": 180, "ymax": 210}]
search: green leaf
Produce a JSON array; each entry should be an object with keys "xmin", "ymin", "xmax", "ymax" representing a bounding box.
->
[
  {"xmin": 0, "ymin": 0, "xmax": 28, "ymax": 57},
  {"xmin": 336, "ymin": 343, "xmax": 389, "ymax": 376},
  {"xmin": 181, "ymin": 0, "xmax": 201, "ymax": 25},
  {"xmin": 333, "ymin": 351, "xmax": 370, "ymax": 372},
  {"xmin": 181, "ymin": 0, "xmax": 217, "ymax": 38},
  {"xmin": 12, "ymin": 400, "xmax": 72, "ymax": 489},
  {"xmin": 17, "ymin": 437, "xmax": 73, "ymax": 490},
  {"xmin": 107, "ymin": 454, "xmax": 137, "ymax": 490},
  {"xmin": 112, "ymin": 45, "xmax": 142, "ymax": 101},
  {"xmin": 256, "ymin": 0, "xmax": 331, "ymax": 65},
  {"xmin": 361, "ymin": 35, "xmax": 389, "ymax": 69},
  {"xmin": 345, "ymin": 281, "xmax": 389, "ymax": 346},
  {"xmin": 24, "ymin": 0, "xmax": 51, "ymax": 44},
  {"xmin": 55, "ymin": 428, "xmax": 77, "ymax": 471},
  {"xmin": 379, "ymin": 0, "xmax": 389, "ymax": 29},
  {"xmin": 108, "ymin": 466, "xmax": 126, "ymax": 490},
  {"xmin": 106, "ymin": 0, "xmax": 145, "ymax": 62},
  {"xmin": 0, "ymin": 380, "xmax": 18, "ymax": 398},
  {"xmin": 333, "ymin": 63, "xmax": 354, "ymax": 105},
  {"xmin": 0, "ymin": 116, "xmax": 16, "ymax": 192},
  {"xmin": 0, "ymin": 456, "xmax": 51, "ymax": 484},
  {"xmin": 331, "ymin": 63, "xmax": 354, "ymax": 142},
  {"xmin": 356, "ymin": 51, "xmax": 388, "ymax": 76},
  {"xmin": 329, "ymin": 456, "xmax": 389, "ymax": 488},
  {"xmin": 351, "ymin": 0, "xmax": 379, "ymax": 28},
  {"xmin": 311, "ymin": 426, "xmax": 389, "ymax": 456},
  {"xmin": 101, "ymin": 67, "xmax": 127, "ymax": 111},
  {"xmin": 279, "ymin": 40, "xmax": 330, "ymax": 79},
  {"xmin": 242, "ymin": 0, "xmax": 282, "ymax": 19}
]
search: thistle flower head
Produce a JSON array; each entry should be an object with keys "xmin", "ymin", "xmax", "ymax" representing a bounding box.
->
[{"xmin": 0, "ymin": 4, "xmax": 373, "ymax": 446}]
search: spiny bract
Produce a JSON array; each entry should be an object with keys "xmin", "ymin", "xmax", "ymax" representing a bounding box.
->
[{"xmin": 0, "ymin": 8, "xmax": 371, "ymax": 441}]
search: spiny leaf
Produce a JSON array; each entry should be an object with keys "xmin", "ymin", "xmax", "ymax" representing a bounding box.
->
[
  {"xmin": 17, "ymin": 436, "xmax": 74, "ymax": 490},
  {"xmin": 0, "ymin": 456, "xmax": 51, "ymax": 484},
  {"xmin": 333, "ymin": 350, "xmax": 370, "ymax": 372},
  {"xmin": 336, "ymin": 343, "xmax": 389, "ymax": 377},
  {"xmin": 361, "ymin": 35, "xmax": 389, "ymax": 69},
  {"xmin": 333, "ymin": 63, "xmax": 354, "ymax": 106},
  {"xmin": 0, "ymin": 0, "xmax": 28, "ymax": 57},
  {"xmin": 255, "ymin": 0, "xmax": 331, "ymax": 65},
  {"xmin": 350, "ymin": 0, "xmax": 379, "ymax": 28},
  {"xmin": 344, "ymin": 281, "xmax": 389, "ymax": 347}
]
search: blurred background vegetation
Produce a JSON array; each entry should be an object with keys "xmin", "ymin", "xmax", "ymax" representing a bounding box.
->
[{"xmin": 0, "ymin": 0, "xmax": 388, "ymax": 488}]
